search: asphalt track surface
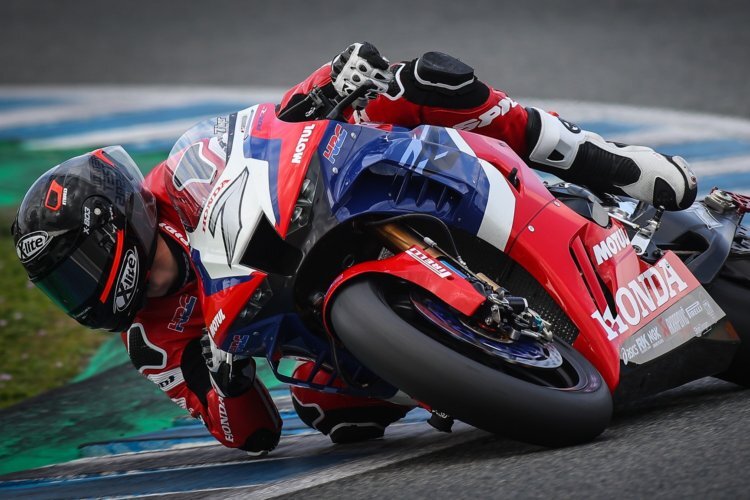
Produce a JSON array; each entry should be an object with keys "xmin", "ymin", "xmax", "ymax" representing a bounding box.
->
[{"xmin": 2, "ymin": 1, "xmax": 750, "ymax": 498}]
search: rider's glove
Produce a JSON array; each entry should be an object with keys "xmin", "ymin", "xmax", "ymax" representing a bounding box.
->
[
  {"xmin": 200, "ymin": 332, "xmax": 256, "ymax": 398},
  {"xmin": 331, "ymin": 42, "xmax": 393, "ymax": 110}
]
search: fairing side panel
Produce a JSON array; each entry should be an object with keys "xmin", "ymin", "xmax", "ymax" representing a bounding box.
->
[
  {"xmin": 510, "ymin": 200, "xmax": 727, "ymax": 391},
  {"xmin": 508, "ymin": 202, "xmax": 622, "ymax": 389},
  {"xmin": 316, "ymin": 123, "xmax": 538, "ymax": 253}
]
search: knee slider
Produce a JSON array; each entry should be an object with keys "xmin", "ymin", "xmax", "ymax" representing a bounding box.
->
[
  {"xmin": 393, "ymin": 53, "xmax": 489, "ymax": 108},
  {"xmin": 291, "ymin": 391, "xmax": 408, "ymax": 443},
  {"xmin": 414, "ymin": 52, "xmax": 476, "ymax": 92}
]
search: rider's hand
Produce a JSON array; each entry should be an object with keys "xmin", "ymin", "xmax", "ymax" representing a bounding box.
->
[
  {"xmin": 331, "ymin": 42, "xmax": 393, "ymax": 110},
  {"xmin": 200, "ymin": 332, "xmax": 256, "ymax": 397}
]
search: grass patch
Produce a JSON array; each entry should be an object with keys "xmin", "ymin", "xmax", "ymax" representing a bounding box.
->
[
  {"xmin": 0, "ymin": 210, "xmax": 112, "ymax": 408},
  {"xmin": 0, "ymin": 142, "xmax": 170, "ymax": 408}
]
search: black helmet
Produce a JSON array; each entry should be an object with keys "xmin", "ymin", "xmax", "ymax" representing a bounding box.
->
[{"xmin": 11, "ymin": 146, "xmax": 158, "ymax": 332}]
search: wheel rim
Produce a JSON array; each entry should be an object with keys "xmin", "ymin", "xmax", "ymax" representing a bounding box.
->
[
  {"xmin": 411, "ymin": 293, "xmax": 564, "ymax": 369},
  {"xmin": 385, "ymin": 284, "xmax": 592, "ymax": 391}
]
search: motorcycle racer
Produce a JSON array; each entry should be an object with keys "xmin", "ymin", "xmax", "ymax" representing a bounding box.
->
[
  {"xmin": 282, "ymin": 42, "xmax": 697, "ymax": 211},
  {"xmin": 11, "ymin": 42, "xmax": 698, "ymax": 455}
]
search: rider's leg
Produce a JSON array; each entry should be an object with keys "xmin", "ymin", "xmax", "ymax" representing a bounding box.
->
[
  {"xmin": 290, "ymin": 361, "xmax": 412, "ymax": 443},
  {"xmin": 524, "ymin": 107, "xmax": 698, "ymax": 210},
  {"xmin": 366, "ymin": 51, "xmax": 697, "ymax": 211}
]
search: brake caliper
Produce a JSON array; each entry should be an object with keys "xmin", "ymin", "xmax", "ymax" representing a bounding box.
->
[{"xmin": 479, "ymin": 289, "xmax": 552, "ymax": 342}]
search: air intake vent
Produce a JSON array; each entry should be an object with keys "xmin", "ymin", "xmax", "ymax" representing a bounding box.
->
[
  {"xmin": 391, "ymin": 171, "xmax": 461, "ymax": 215},
  {"xmin": 455, "ymin": 233, "xmax": 580, "ymax": 346},
  {"xmin": 500, "ymin": 261, "xmax": 580, "ymax": 345}
]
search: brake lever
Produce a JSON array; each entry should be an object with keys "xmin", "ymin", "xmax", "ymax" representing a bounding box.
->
[{"xmin": 325, "ymin": 81, "xmax": 377, "ymax": 121}]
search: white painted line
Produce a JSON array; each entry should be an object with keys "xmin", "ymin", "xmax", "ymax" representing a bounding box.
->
[
  {"xmin": 690, "ymin": 156, "xmax": 750, "ymax": 175},
  {"xmin": 26, "ymin": 119, "xmax": 203, "ymax": 150},
  {"xmin": 522, "ymin": 98, "xmax": 750, "ymax": 138},
  {"xmin": 107, "ymin": 483, "xmax": 263, "ymax": 499},
  {"xmin": 224, "ymin": 423, "xmax": 484, "ymax": 499}
]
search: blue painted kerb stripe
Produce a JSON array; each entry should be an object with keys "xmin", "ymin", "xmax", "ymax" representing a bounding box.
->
[{"xmin": 0, "ymin": 102, "xmax": 250, "ymax": 141}]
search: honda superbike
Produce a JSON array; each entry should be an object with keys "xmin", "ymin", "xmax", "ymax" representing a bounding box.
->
[{"xmin": 161, "ymin": 87, "xmax": 749, "ymax": 446}]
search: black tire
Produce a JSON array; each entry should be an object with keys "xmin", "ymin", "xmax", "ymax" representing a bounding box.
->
[
  {"xmin": 331, "ymin": 279, "xmax": 612, "ymax": 447},
  {"xmin": 709, "ymin": 272, "xmax": 750, "ymax": 387}
]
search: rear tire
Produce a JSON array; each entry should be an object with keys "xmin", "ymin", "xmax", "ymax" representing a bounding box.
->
[
  {"xmin": 331, "ymin": 279, "xmax": 612, "ymax": 447},
  {"xmin": 709, "ymin": 273, "xmax": 750, "ymax": 387}
]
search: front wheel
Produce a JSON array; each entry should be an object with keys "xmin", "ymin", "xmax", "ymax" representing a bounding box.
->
[{"xmin": 330, "ymin": 279, "xmax": 612, "ymax": 447}]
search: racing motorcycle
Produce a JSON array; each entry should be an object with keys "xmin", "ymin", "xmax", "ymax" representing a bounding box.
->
[{"xmin": 162, "ymin": 85, "xmax": 750, "ymax": 447}]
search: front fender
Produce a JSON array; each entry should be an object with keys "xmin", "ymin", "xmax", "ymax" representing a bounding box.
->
[{"xmin": 322, "ymin": 246, "xmax": 487, "ymax": 335}]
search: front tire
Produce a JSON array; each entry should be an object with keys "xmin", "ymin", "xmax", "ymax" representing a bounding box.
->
[{"xmin": 331, "ymin": 279, "xmax": 612, "ymax": 447}]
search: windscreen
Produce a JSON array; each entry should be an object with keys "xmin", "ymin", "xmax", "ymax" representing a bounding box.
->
[{"xmin": 164, "ymin": 115, "xmax": 231, "ymax": 232}]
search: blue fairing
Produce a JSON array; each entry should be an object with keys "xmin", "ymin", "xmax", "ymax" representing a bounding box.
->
[
  {"xmin": 316, "ymin": 122, "xmax": 491, "ymax": 235},
  {"xmin": 191, "ymin": 249, "xmax": 252, "ymax": 296}
]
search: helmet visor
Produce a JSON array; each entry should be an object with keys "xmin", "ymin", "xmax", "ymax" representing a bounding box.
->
[{"xmin": 34, "ymin": 224, "xmax": 117, "ymax": 315}]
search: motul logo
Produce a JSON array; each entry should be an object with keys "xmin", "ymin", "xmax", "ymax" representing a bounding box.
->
[
  {"xmin": 208, "ymin": 308, "xmax": 226, "ymax": 337},
  {"xmin": 591, "ymin": 259, "xmax": 688, "ymax": 340},
  {"xmin": 291, "ymin": 124, "xmax": 316, "ymax": 164},
  {"xmin": 593, "ymin": 228, "xmax": 630, "ymax": 265},
  {"xmin": 16, "ymin": 231, "xmax": 50, "ymax": 262},
  {"xmin": 114, "ymin": 249, "xmax": 139, "ymax": 312}
]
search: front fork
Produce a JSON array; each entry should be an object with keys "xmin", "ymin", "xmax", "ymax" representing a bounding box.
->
[{"xmin": 370, "ymin": 222, "xmax": 551, "ymax": 341}]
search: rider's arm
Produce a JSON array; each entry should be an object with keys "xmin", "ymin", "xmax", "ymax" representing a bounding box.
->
[
  {"xmin": 278, "ymin": 50, "xmax": 530, "ymax": 156},
  {"xmin": 117, "ymin": 168, "xmax": 283, "ymax": 453},
  {"xmin": 279, "ymin": 47, "xmax": 695, "ymax": 210},
  {"xmin": 120, "ymin": 313, "xmax": 281, "ymax": 454},
  {"xmin": 366, "ymin": 57, "xmax": 530, "ymax": 155}
]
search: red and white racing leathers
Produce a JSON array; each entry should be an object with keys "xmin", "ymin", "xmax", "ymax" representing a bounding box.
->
[
  {"xmin": 121, "ymin": 170, "xmax": 282, "ymax": 452},
  {"xmin": 280, "ymin": 58, "xmax": 530, "ymax": 157},
  {"xmin": 121, "ymin": 53, "xmax": 533, "ymax": 451}
]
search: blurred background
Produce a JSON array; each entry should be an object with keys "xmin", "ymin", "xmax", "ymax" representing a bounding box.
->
[
  {"xmin": 1, "ymin": 0, "xmax": 749, "ymax": 476},
  {"xmin": 3, "ymin": 0, "xmax": 750, "ymax": 116}
]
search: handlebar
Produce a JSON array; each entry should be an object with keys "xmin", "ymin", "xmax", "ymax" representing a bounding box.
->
[{"xmin": 325, "ymin": 81, "xmax": 377, "ymax": 121}]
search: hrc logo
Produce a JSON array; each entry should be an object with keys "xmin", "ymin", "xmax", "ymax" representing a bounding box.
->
[
  {"xmin": 168, "ymin": 294, "xmax": 197, "ymax": 332},
  {"xmin": 323, "ymin": 124, "xmax": 347, "ymax": 163}
]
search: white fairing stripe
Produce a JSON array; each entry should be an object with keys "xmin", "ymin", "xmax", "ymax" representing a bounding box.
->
[
  {"xmin": 189, "ymin": 105, "xmax": 276, "ymax": 280},
  {"xmin": 249, "ymin": 157, "xmax": 277, "ymax": 226},
  {"xmin": 477, "ymin": 159, "xmax": 515, "ymax": 251},
  {"xmin": 445, "ymin": 127, "xmax": 474, "ymax": 155},
  {"xmin": 445, "ymin": 128, "xmax": 516, "ymax": 252}
]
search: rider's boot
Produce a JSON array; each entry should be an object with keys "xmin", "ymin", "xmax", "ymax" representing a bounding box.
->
[
  {"xmin": 290, "ymin": 361, "xmax": 411, "ymax": 444},
  {"xmin": 525, "ymin": 107, "xmax": 698, "ymax": 211}
]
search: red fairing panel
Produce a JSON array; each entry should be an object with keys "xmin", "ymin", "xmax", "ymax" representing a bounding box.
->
[
  {"xmin": 249, "ymin": 104, "xmax": 327, "ymax": 237},
  {"xmin": 507, "ymin": 202, "xmax": 621, "ymax": 387},
  {"xmin": 458, "ymin": 130, "xmax": 556, "ymax": 249},
  {"xmin": 509, "ymin": 200, "xmax": 704, "ymax": 391},
  {"xmin": 323, "ymin": 246, "xmax": 487, "ymax": 333}
]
